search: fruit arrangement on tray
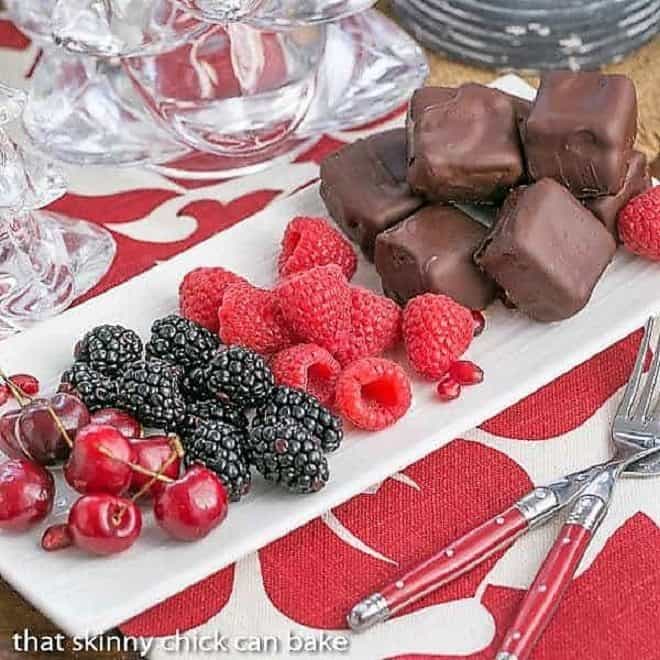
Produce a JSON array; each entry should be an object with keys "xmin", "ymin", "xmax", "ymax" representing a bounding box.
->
[{"xmin": 1, "ymin": 70, "xmax": 659, "ymax": 561}]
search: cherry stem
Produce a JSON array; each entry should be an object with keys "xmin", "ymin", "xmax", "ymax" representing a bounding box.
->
[
  {"xmin": 130, "ymin": 435, "xmax": 184, "ymax": 503},
  {"xmin": 98, "ymin": 445, "xmax": 177, "ymax": 484},
  {"xmin": 0, "ymin": 368, "xmax": 31, "ymax": 407}
]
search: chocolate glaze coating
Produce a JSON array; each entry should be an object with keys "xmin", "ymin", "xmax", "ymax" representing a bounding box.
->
[
  {"xmin": 584, "ymin": 151, "xmax": 651, "ymax": 237},
  {"xmin": 320, "ymin": 129, "xmax": 424, "ymax": 260},
  {"xmin": 475, "ymin": 179, "xmax": 616, "ymax": 322},
  {"xmin": 375, "ymin": 204, "xmax": 496, "ymax": 310},
  {"xmin": 407, "ymin": 84, "xmax": 528, "ymax": 203},
  {"xmin": 524, "ymin": 71, "xmax": 637, "ymax": 198}
]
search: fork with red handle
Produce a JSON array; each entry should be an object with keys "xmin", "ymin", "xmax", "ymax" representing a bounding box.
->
[{"xmin": 348, "ymin": 317, "xmax": 660, "ymax": 660}]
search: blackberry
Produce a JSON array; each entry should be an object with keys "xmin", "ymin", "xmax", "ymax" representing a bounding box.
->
[
  {"xmin": 183, "ymin": 419, "xmax": 251, "ymax": 501},
  {"xmin": 205, "ymin": 346, "xmax": 274, "ymax": 409},
  {"xmin": 253, "ymin": 386, "xmax": 343, "ymax": 453},
  {"xmin": 60, "ymin": 362, "xmax": 118, "ymax": 412},
  {"xmin": 145, "ymin": 315, "xmax": 219, "ymax": 370},
  {"xmin": 248, "ymin": 421, "xmax": 329, "ymax": 494},
  {"xmin": 179, "ymin": 399, "xmax": 249, "ymax": 438},
  {"xmin": 74, "ymin": 324, "xmax": 143, "ymax": 376},
  {"xmin": 181, "ymin": 366, "xmax": 212, "ymax": 402},
  {"xmin": 116, "ymin": 359, "xmax": 186, "ymax": 432}
]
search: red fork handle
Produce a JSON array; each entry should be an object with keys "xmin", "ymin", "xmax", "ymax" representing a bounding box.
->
[
  {"xmin": 348, "ymin": 506, "xmax": 528, "ymax": 630},
  {"xmin": 496, "ymin": 522, "xmax": 593, "ymax": 660}
]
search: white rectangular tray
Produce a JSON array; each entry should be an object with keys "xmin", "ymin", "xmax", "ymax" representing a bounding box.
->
[{"xmin": 1, "ymin": 84, "xmax": 659, "ymax": 639}]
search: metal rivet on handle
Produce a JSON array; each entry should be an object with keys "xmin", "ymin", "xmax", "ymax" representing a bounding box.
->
[
  {"xmin": 496, "ymin": 517, "xmax": 505, "ymax": 525},
  {"xmin": 538, "ymin": 584, "xmax": 547, "ymax": 593},
  {"xmin": 512, "ymin": 631, "xmax": 521, "ymax": 641},
  {"xmin": 446, "ymin": 548, "xmax": 455, "ymax": 557},
  {"xmin": 395, "ymin": 581, "xmax": 404, "ymax": 589}
]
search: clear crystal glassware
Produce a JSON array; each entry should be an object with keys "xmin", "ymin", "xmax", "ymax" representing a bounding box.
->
[
  {"xmin": 123, "ymin": 22, "xmax": 326, "ymax": 172},
  {"xmin": 173, "ymin": 0, "xmax": 377, "ymax": 27},
  {"xmin": 0, "ymin": 84, "xmax": 115, "ymax": 338},
  {"xmin": 23, "ymin": 47, "xmax": 189, "ymax": 166}
]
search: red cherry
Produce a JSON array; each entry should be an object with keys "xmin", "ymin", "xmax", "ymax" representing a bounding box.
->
[
  {"xmin": 0, "ymin": 409, "xmax": 26, "ymax": 459},
  {"xmin": 0, "ymin": 459, "xmax": 55, "ymax": 532},
  {"xmin": 450, "ymin": 360, "xmax": 484, "ymax": 386},
  {"xmin": 90, "ymin": 409, "xmax": 142, "ymax": 439},
  {"xmin": 154, "ymin": 465, "xmax": 228, "ymax": 542},
  {"xmin": 130, "ymin": 436, "xmax": 181, "ymax": 497},
  {"xmin": 68, "ymin": 494, "xmax": 142, "ymax": 555},
  {"xmin": 16, "ymin": 394, "xmax": 90, "ymax": 466},
  {"xmin": 41, "ymin": 524, "xmax": 73, "ymax": 551},
  {"xmin": 64, "ymin": 424, "xmax": 134, "ymax": 495},
  {"xmin": 436, "ymin": 377, "xmax": 462, "ymax": 402}
]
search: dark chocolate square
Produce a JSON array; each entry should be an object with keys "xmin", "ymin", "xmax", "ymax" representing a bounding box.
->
[
  {"xmin": 406, "ymin": 84, "xmax": 527, "ymax": 203},
  {"xmin": 584, "ymin": 150, "xmax": 651, "ymax": 237},
  {"xmin": 320, "ymin": 129, "xmax": 423, "ymax": 260},
  {"xmin": 523, "ymin": 71, "xmax": 637, "ymax": 197},
  {"xmin": 475, "ymin": 178, "xmax": 616, "ymax": 322},
  {"xmin": 375, "ymin": 204, "xmax": 496, "ymax": 310}
]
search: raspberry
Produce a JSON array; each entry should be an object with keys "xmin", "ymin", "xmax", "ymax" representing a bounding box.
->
[
  {"xmin": 335, "ymin": 357, "xmax": 412, "ymax": 431},
  {"xmin": 336, "ymin": 287, "xmax": 402, "ymax": 367},
  {"xmin": 403, "ymin": 294, "xmax": 474, "ymax": 380},
  {"xmin": 279, "ymin": 216, "xmax": 357, "ymax": 280},
  {"xmin": 271, "ymin": 344, "xmax": 341, "ymax": 406},
  {"xmin": 276, "ymin": 265, "xmax": 352, "ymax": 356},
  {"xmin": 179, "ymin": 267, "xmax": 248, "ymax": 333},
  {"xmin": 619, "ymin": 187, "xmax": 660, "ymax": 260},
  {"xmin": 219, "ymin": 283, "xmax": 296, "ymax": 355}
]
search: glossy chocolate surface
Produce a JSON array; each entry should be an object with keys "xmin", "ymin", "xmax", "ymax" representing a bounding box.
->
[
  {"xmin": 320, "ymin": 129, "xmax": 423, "ymax": 260},
  {"xmin": 523, "ymin": 71, "xmax": 637, "ymax": 197},
  {"xmin": 584, "ymin": 151, "xmax": 651, "ymax": 237},
  {"xmin": 475, "ymin": 179, "xmax": 616, "ymax": 322},
  {"xmin": 375, "ymin": 204, "xmax": 496, "ymax": 310},
  {"xmin": 406, "ymin": 84, "xmax": 528, "ymax": 203}
]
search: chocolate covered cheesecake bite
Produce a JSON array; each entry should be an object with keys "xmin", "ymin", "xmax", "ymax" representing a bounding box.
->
[
  {"xmin": 523, "ymin": 71, "xmax": 637, "ymax": 198},
  {"xmin": 320, "ymin": 129, "xmax": 424, "ymax": 260},
  {"xmin": 475, "ymin": 178, "xmax": 616, "ymax": 322},
  {"xmin": 406, "ymin": 84, "xmax": 528, "ymax": 204},
  {"xmin": 584, "ymin": 151, "xmax": 651, "ymax": 237},
  {"xmin": 375, "ymin": 204, "xmax": 496, "ymax": 310}
]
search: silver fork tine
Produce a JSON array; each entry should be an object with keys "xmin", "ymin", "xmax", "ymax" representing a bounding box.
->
[
  {"xmin": 619, "ymin": 317, "xmax": 654, "ymax": 419},
  {"xmin": 637, "ymin": 326, "xmax": 660, "ymax": 420}
]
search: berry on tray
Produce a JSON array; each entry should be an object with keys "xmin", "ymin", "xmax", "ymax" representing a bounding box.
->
[
  {"xmin": 74, "ymin": 324, "xmax": 144, "ymax": 377},
  {"xmin": 248, "ymin": 421, "xmax": 330, "ymax": 494},
  {"xmin": 450, "ymin": 360, "xmax": 484, "ymax": 386},
  {"xmin": 253, "ymin": 385, "xmax": 343, "ymax": 454},
  {"xmin": 278, "ymin": 216, "xmax": 357, "ymax": 280},
  {"xmin": 4, "ymin": 393, "xmax": 90, "ymax": 466},
  {"xmin": 619, "ymin": 186, "xmax": 660, "ymax": 260},
  {"xmin": 277, "ymin": 264, "xmax": 352, "ymax": 356},
  {"xmin": 153, "ymin": 465, "xmax": 228, "ymax": 541},
  {"xmin": 219, "ymin": 283, "xmax": 296, "ymax": 355},
  {"xmin": 60, "ymin": 362, "xmax": 119, "ymax": 412},
  {"xmin": 41, "ymin": 524, "xmax": 73, "ymax": 552},
  {"xmin": 335, "ymin": 357, "xmax": 412, "ymax": 431},
  {"xmin": 179, "ymin": 267, "xmax": 248, "ymax": 333},
  {"xmin": 270, "ymin": 344, "xmax": 340, "ymax": 407},
  {"xmin": 436, "ymin": 377, "xmax": 461, "ymax": 402},
  {"xmin": 91, "ymin": 408, "xmax": 143, "ymax": 439},
  {"xmin": 204, "ymin": 347, "xmax": 275, "ymax": 409},
  {"xmin": 0, "ymin": 458, "xmax": 55, "ymax": 531},
  {"xmin": 403, "ymin": 294, "xmax": 474, "ymax": 380},
  {"xmin": 335, "ymin": 286, "xmax": 402, "ymax": 367},
  {"xmin": 130, "ymin": 436, "xmax": 182, "ymax": 497},
  {"xmin": 117, "ymin": 360, "xmax": 187, "ymax": 432},
  {"xmin": 145, "ymin": 315, "xmax": 219, "ymax": 370},
  {"xmin": 67, "ymin": 494, "xmax": 142, "ymax": 556},
  {"xmin": 179, "ymin": 399, "xmax": 249, "ymax": 436},
  {"xmin": 183, "ymin": 419, "xmax": 251, "ymax": 502},
  {"xmin": 64, "ymin": 424, "xmax": 134, "ymax": 495}
]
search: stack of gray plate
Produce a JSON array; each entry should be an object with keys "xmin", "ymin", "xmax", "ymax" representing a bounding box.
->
[{"xmin": 392, "ymin": 0, "xmax": 660, "ymax": 70}]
